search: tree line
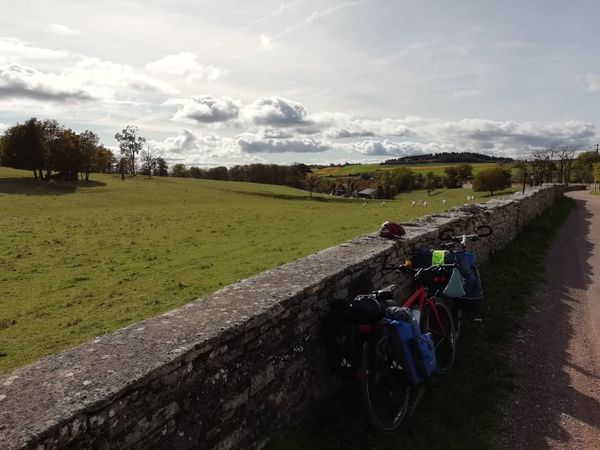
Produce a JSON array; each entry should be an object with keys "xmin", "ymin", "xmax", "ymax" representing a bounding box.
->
[
  {"xmin": 0, "ymin": 118, "xmax": 114, "ymax": 181},
  {"xmin": 170, "ymin": 162, "xmax": 312, "ymax": 189}
]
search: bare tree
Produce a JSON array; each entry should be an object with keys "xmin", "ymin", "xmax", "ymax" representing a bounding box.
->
[{"xmin": 140, "ymin": 146, "xmax": 157, "ymax": 177}]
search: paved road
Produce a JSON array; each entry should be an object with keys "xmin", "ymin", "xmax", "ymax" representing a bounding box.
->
[{"xmin": 498, "ymin": 191, "xmax": 600, "ymax": 449}]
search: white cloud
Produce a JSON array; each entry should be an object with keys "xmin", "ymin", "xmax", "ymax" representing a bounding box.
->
[
  {"xmin": 0, "ymin": 63, "xmax": 93, "ymax": 101},
  {"xmin": 167, "ymin": 95, "xmax": 241, "ymax": 123},
  {"xmin": 145, "ymin": 52, "xmax": 225, "ymax": 82},
  {"xmin": 0, "ymin": 37, "xmax": 69, "ymax": 61},
  {"xmin": 47, "ymin": 24, "xmax": 79, "ymax": 35},
  {"xmin": 583, "ymin": 74, "xmax": 600, "ymax": 92},
  {"xmin": 237, "ymin": 132, "xmax": 329, "ymax": 153},
  {"xmin": 150, "ymin": 129, "xmax": 261, "ymax": 165},
  {"xmin": 244, "ymin": 96, "xmax": 308, "ymax": 126}
]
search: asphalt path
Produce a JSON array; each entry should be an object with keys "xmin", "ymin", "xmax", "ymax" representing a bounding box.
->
[{"xmin": 498, "ymin": 190, "xmax": 600, "ymax": 449}]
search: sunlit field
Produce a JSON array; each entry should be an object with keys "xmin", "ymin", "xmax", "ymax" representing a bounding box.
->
[{"xmin": 0, "ymin": 167, "xmax": 515, "ymax": 373}]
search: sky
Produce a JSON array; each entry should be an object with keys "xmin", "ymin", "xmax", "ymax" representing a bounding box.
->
[{"xmin": 1, "ymin": 0, "xmax": 599, "ymax": 166}]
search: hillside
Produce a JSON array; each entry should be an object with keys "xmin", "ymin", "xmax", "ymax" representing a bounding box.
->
[{"xmin": 314, "ymin": 161, "xmax": 502, "ymax": 177}]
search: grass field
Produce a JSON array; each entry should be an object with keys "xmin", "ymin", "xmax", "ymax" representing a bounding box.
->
[
  {"xmin": 0, "ymin": 167, "xmax": 515, "ymax": 374},
  {"xmin": 276, "ymin": 197, "xmax": 575, "ymax": 450},
  {"xmin": 314, "ymin": 162, "xmax": 503, "ymax": 177}
]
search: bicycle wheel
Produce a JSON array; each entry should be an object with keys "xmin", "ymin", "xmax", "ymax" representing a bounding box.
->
[
  {"xmin": 422, "ymin": 296, "xmax": 456, "ymax": 374},
  {"xmin": 360, "ymin": 337, "xmax": 411, "ymax": 433}
]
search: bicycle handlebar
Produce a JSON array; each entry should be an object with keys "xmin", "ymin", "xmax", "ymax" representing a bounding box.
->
[{"xmin": 439, "ymin": 225, "xmax": 492, "ymax": 242}]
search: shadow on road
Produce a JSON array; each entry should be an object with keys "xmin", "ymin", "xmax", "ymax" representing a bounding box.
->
[{"xmin": 500, "ymin": 193, "xmax": 600, "ymax": 449}]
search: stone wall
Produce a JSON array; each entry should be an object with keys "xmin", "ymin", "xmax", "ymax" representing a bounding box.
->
[{"xmin": 0, "ymin": 185, "xmax": 575, "ymax": 450}]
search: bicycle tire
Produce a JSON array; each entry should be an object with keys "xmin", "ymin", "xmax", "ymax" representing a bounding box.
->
[
  {"xmin": 360, "ymin": 338, "xmax": 411, "ymax": 433},
  {"xmin": 421, "ymin": 296, "xmax": 456, "ymax": 374}
]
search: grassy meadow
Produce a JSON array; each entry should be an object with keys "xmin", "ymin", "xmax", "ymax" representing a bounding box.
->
[
  {"xmin": 0, "ymin": 167, "xmax": 514, "ymax": 373},
  {"xmin": 314, "ymin": 162, "xmax": 502, "ymax": 177}
]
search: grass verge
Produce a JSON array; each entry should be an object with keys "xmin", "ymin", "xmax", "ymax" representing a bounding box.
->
[{"xmin": 275, "ymin": 196, "xmax": 575, "ymax": 450}]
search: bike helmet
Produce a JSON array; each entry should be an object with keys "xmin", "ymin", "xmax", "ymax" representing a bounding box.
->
[{"xmin": 379, "ymin": 221, "xmax": 406, "ymax": 238}]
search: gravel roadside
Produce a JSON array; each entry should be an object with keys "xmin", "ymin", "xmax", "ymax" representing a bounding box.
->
[{"xmin": 497, "ymin": 190, "xmax": 600, "ymax": 450}]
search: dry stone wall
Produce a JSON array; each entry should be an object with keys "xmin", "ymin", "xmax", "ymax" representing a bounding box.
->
[{"xmin": 0, "ymin": 185, "xmax": 576, "ymax": 450}]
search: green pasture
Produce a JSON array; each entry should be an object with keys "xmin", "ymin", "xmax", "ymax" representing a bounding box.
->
[
  {"xmin": 0, "ymin": 167, "xmax": 514, "ymax": 373},
  {"xmin": 315, "ymin": 162, "xmax": 502, "ymax": 177}
]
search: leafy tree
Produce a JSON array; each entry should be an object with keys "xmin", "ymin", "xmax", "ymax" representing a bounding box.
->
[
  {"xmin": 46, "ymin": 129, "xmax": 81, "ymax": 181},
  {"xmin": 572, "ymin": 151, "xmax": 600, "ymax": 184},
  {"xmin": 1, "ymin": 118, "xmax": 57, "ymax": 180},
  {"xmin": 114, "ymin": 125, "xmax": 145, "ymax": 176},
  {"xmin": 171, "ymin": 163, "xmax": 187, "ymax": 177},
  {"xmin": 472, "ymin": 167, "xmax": 512, "ymax": 195},
  {"xmin": 305, "ymin": 173, "xmax": 322, "ymax": 197},
  {"xmin": 79, "ymin": 130, "xmax": 100, "ymax": 181},
  {"xmin": 594, "ymin": 162, "xmax": 600, "ymax": 192},
  {"xmin": 423, "ymin": 171, "xmax": 439, "ymax": 196},
  {"xmin": 443, "ymin": 166, "xmax": 461, "ymax": 188},
  {"xmin": 154, "ymin": 157, "xmax": 169, "ymax": 176},
  {"xmin": 456, "ymin": 163, "xmax": 473, "ymax": 183}
]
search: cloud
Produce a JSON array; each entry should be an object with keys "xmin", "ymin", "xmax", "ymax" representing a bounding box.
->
[
  {"xmin": 145, "ymin": 52, "xmax": 225, "ymax": 81},
  {"xmin": 582, "ymin": 74, "xmax": 600, "ymax": 92},
  {"xmin": 237, "ymin": 132, "xmax": 329, "ymax": 153},
  {"xmin": 452, "ymin": 89, "xmax": 483, "ymax": 98},
  {"xmin": 0, "ymin": 63, "xmax": 93, "ymax": 101},
  {"xmin": 167, "ymin": 95, "xmax": 241, "ymax": 123},
  {"xmin": 244, "ymin": 96, "xmax": 308, "ymax": 126},
  {"xmin": 0, "ymin": 37, "xmax": 69, "ymax": 60},
  {"xmin": 340, "ymin": 139, "xmax": 446, "ymax": 156},
  {"xmin": 150, "ymin": 129, "xmax": 262, "ymax": 165},
  {"xmin": 47, "ymin": 24, "xmax": 79, "ymax": 35},
  {"xmin": 424, "ymin": 118, "xmax": 595, "ymax": 154}
]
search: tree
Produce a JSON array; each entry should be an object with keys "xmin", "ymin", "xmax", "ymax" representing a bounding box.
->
[
  {"xmin": 423, "ymin": 171, "xmax": 439, "ymax": 196},
  {"xmin": 594, "ymin": 162, "xmax": 600, "ymax": 192},
  {"xmin": 472, "ymin": 167, "xmax": 512, "ymax": 196},
  {"xmin": 572, "ymin": 151, "xmax": 600, "ymax": 184},
  {"xmin": 305, "ymin": 173, "xmax": 322, "ymax": 197},
  {"xmin": 139, "ymin": 146, "xmax": 157, "ymax": 177},
  {"xmin": 171, "ymin": 163, "xmax": 187, "ymax": 177},
  {"xmin": 154, "ymin": 157, "xmax": 169, "ymax": 176},
  {"xmin": 79, "ymin": 130, "xmax": 100, "ymax": 181},
  {"xmin": 46, "ymin": 129, "xmax": 81, "ymax": 181},
  {"xmin": 443, "ymin": 166, "xmax": 461, "ymax": 188},
  {"xmin": 513, "ymin": 160, "xmax": 528, "ymax": 194},
  {"xmin": 0, "ymin": 118, "xmax": 58, "ymax": 180},
  {"xmin": 457, "ymin": 164, "xmax": 473, "ymax": 183},
  {"xmin": 114, "ymin": 125, "xmax": 145, "ymax": 176}
]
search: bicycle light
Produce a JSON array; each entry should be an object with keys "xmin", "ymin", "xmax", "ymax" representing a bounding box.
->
[{"xmin": 404, "ymin": 258, "xmax": 413, "ymax": 268}]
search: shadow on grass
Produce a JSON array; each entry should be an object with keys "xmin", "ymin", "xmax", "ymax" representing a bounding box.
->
[
  {"xmin": 0, "ymin": 178, "xmax": 106, "ymax": 196},
  {"xmin": 272, "ymin": 197, "xmax": 575, "ymax": 450}
]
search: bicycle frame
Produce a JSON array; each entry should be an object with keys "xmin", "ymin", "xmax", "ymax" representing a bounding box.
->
[{"xmin": 401, "ymin": 285, "xmax": 447, "ymax": 336}]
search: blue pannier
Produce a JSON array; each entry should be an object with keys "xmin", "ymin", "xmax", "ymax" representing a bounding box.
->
[{"xmin": 386, "ymin": 309, "xmax": 437, "ymax": 384}]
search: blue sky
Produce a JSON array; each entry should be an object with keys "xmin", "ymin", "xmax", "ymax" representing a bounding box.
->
[{"xmin": 1, "ymin": 0, "xmax": 599, "ymax": 166}]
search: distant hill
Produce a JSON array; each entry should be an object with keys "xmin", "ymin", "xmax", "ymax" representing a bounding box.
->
[{"xmin": 382, "ymin": 152, "xmax": 513, "ymax": 165}]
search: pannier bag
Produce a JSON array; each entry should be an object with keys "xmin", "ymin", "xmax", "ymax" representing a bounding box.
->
[
  {"xmin": 323, "ymin": 301, "xmax": 367, "ymax": 381},
  {"xmin": 347, "ymin": 294, "xmax": 386, "ymax": 324},
  {"xmin": 386, "ymin": 307, "xmax": 437, "ymax": 384}
]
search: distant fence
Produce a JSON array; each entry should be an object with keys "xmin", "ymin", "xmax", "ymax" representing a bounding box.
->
[{"xmin": 0, "ymin": 185, "xmax": 583, "ymax": 450}]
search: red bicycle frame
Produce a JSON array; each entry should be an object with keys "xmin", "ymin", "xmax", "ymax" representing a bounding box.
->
[{"xmin": 400, "ymin": 285, "xmax": 447, "ymax": 336}]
